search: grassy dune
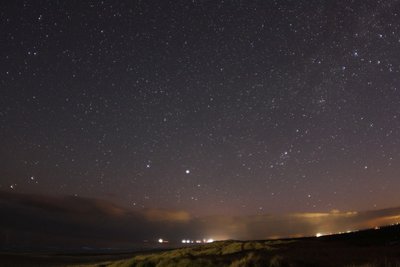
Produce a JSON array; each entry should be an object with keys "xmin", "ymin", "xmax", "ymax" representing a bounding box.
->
[
  {"xmin": 76, "ymin": 240, "xmax": 286, "ymax": 267},
  {"xmin": 77, "ymin": 225, "xmax": 400, "ymax": 267},
  {"xmin": 2, "ymin": 225, "xmax": 400, "ymax": 267}
]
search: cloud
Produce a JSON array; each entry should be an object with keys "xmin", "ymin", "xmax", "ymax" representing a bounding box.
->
[
  {"xmin": 0, "ymin": 191, "xmax": 399, "ymax": 249},
  {"xmin": 144, "ymin": 209, "xmax": 191, "ymax": 223}
]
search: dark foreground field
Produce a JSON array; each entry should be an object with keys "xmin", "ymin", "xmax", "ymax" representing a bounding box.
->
[{"xmin": 2, "ymin": 224, "xmax": 400, "ymax": 267}]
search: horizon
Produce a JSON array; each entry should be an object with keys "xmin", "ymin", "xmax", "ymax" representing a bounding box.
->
[{"xmin": 1, "ymin": 190, "xmax": 400, "ymax": 249}]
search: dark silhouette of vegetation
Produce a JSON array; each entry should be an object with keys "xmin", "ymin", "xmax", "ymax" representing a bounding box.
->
[{"xmin": 1, "ymin": 224, "xmax": 400, "ymax": 266}]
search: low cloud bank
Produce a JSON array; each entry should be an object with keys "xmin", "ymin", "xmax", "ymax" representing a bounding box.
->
[{"xmin": 1, "ymin": 191, "xmax": 399, "ymax": 249}]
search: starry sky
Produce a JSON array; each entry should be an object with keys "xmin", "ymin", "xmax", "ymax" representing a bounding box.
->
[{"xmin": 1, "ymin": 0, "xmax": 400, "ymax": 218}]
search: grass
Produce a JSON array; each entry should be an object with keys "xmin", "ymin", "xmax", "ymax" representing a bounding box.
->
[
  {"xmin": 74, "ymin": 240, "xmax": 276, "ymax": 267},
  {"xmin": 76, "ymin": 238, "xmax": 400, "ymax": 267},
  {"xmin": 3, "ymin": 225, "xmax": 400, "ymax": 267}
]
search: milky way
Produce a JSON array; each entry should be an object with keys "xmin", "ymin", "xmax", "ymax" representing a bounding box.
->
[{"xmin": 1, "ymin": 0, "xmax": 400, "ymax": 216}]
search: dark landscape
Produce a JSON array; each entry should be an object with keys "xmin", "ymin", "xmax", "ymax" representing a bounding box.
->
[{"xmin": 1, "ymin": 224, "xmax": 400, "ymax": 267}]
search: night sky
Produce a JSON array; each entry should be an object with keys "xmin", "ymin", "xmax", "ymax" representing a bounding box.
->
[{"xmin": 1, "ymin": 0, "xmax": 400, "ymax": 220}]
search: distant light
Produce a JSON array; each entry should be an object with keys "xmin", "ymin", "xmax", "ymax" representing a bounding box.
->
[
  {"xmin": 206, "ymin": 239, "xmax": 214, "ymax": 243},
  {"xmin": 316, "ymin": 233, "xmax": 323, "ymax": 238},
  {"xmin": 182, "ymin": 240, "xmax": 187, "ymax": 244},
  {"xmin": 158, "ymin": 238, "xmax": 163, "ymax": 243},
  {"xmin": 185, "ymin": 169, "xmax": 190, "ymax": 174},
  {"xmin": 196, "ymin": 240, "xmax": 202, "ymax": 243}
]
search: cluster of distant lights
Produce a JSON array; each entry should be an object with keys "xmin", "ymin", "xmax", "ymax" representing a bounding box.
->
[
  {"xmin": 157, "ymin": 223, "xmax": 400, "ymax": 245},
  {"xmin": 157, "ymin": 238, "xmax": 214, "ymax": 244},
  {"xmin": 181, "ymin": 238, "xmax": 214, "ymax": 244}
]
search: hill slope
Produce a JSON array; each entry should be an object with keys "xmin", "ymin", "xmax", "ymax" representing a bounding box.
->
[
  {"xmin": 1, "ymin": 224, "xmax": 400, "ymax": 267},
  {"xmin": 81, "ymin": 224, "xmax": 400, "ymax": 267}
]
